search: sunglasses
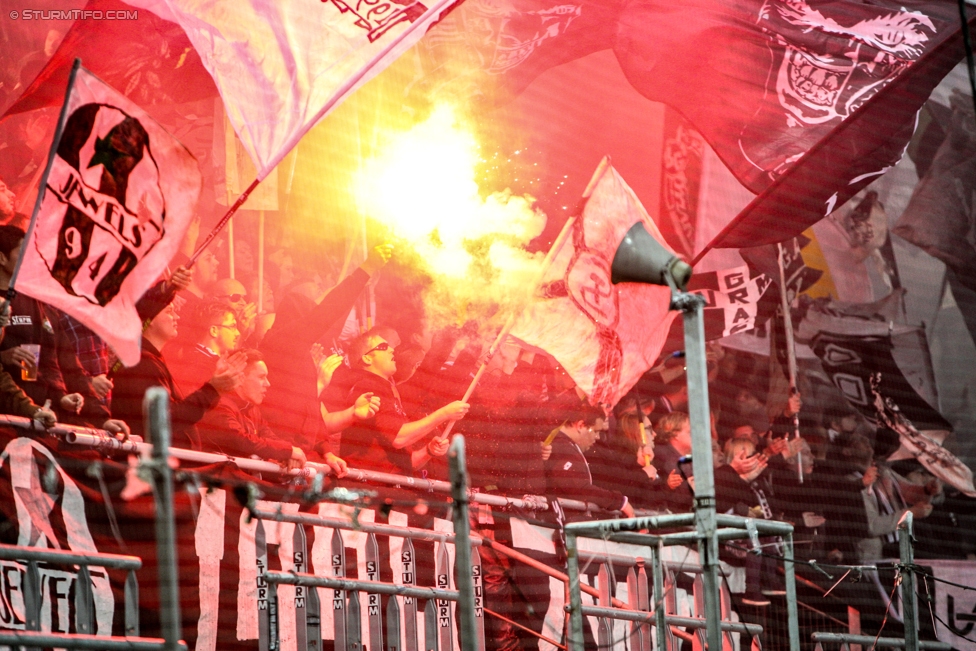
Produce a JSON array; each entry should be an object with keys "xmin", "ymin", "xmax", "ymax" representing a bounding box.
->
[
  {"xmin": 365, "ymin": 342, "xmax": 393, "ymax": 355},
  {"xmin": 221, "ymin": 293, "xmax": 246, "ymax": 302}
]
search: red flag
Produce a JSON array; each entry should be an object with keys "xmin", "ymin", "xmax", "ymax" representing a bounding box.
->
[
  {"xmin": 510, "ymin": 158, "xmax": 679, "ymax": 406},
  {"xmin": 15, "ymin": 66, "xmax": 201, "ymax": 366},
  {"xmin": 2, "ymin": 0, "xmax": 216, "ymax": 118}
]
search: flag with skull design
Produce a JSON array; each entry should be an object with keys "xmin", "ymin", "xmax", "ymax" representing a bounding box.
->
[
  {"xmin": 13, "ymin": 63, "xmax": 201, "ymax": 367},
  {"xmin": 420, "ymin": 0, "xmax": 973, "ymax": 255}
]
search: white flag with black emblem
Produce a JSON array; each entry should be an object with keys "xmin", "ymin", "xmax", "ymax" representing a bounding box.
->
[
  {"xmin": 510, "ymin": 158, "xmax": 679, "ymax": 407},
  {"xmin": 15, "ymin": 64, "xmax": 201, "ymax": 366}
]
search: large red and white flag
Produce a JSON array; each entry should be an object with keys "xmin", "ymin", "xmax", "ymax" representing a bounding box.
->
[
  {"xmin": 511, "ymin": 159, "xmax": 679, "ymax": 407},
  {"xmin": 15, "ymin": 66, "xmax": 201, "ymax": 367},
  {"xmin": 125, "ymin": 0, "xmax": 461, "ymax": 180}
]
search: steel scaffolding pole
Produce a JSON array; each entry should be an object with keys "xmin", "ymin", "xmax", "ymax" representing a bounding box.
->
[
  {"xmin": 899, "ymin": 511, "xmax": 919, "ymax": 651},
  {"xmin": 145, "ymin": 387, "xmax": 183, "ymax": 651},
  {"xmin": 448, "ymin": 436, "xmax": 479, "ymax": 651},
  {"xmin": 675, "ymin": 291, "xmax": 722, "ymax": 651}
]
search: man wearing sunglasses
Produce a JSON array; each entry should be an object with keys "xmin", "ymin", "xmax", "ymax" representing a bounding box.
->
[
  {"xmin": 338, "ymin": 327, "xmax": 469, "ymax": 476},
  {"xmin": 210, "ymin": 278, "xmax": 258, "ymax": 344}
]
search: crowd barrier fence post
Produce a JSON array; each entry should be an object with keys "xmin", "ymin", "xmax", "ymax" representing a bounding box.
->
[
  {"xmin": 899, "ymin": 512, "xmax": 918, "ymax": 651},
  {"xmin": 448, "ymin": 436, "xmax": 480, "ymax": 651},
  {"xmin": 145, "ymin": 387, "xmax": 183, "ymax": 651},
  {"xmin": 678, "ymin": 291, "xmax": 723, "ymax": 651}
]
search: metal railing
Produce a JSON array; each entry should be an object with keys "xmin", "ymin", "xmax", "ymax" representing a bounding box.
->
[
  {"xmin": 810, "ymin": 512, "xmax": 949, "ymax": 651},
  {"xmin": 812, "ymin": 633, "xmax": 951, "ymax": 651},
  {"xmin": 0, "ymin": 413, "xmax": 595, "ymax": 514},
  {"xmin": 257, "ymin": 436, "xmax": 483, "ymax": 651},
  {"xmin": 0, "ymin": 408, "xmax": 912, "ymax": 651},
  {"xmin": 0, "ymin": 388, "xmax": 184, "ymax": 651},
  {"xmin": 564, "ymin": 513, "xmax": 800, "ymax": 651}
]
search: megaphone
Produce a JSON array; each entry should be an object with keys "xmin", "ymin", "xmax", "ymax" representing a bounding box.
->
[{"xmin": 610, "ymin": 222, "xmax": 693, "ymax": 291}]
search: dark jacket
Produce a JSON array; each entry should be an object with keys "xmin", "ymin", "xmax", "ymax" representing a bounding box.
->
[
  {"xmin": 544, "ymin": 432, "xmax": 627, "ymax": 512},
  {"xmin": 587, "ymin": 437, "xmax": 667, "ymax": 510},
  {"xmin": 457, "ymin": 370, "xmax": 548, "ymax": 496},
  {"xmin": 197, "ymin": 393, "xmax": 293, "ymax": 462},
  {"xmin": 261, "ymin": 268, "xmax": 370, "ymax": 451},
  {"xmin": 2, "ymin": 294, "xmax": 70, "ymax": 409},
  {"xmin": 0, "ymin": 368, "xmax": 41, "ymax": 418},
  {"xmin": 170, "ymin": 344, "xmax": 218, "ymax": 398},
  {"xmin": 111, "ymin": 339, "xmax": 220, "ymax": 448}
]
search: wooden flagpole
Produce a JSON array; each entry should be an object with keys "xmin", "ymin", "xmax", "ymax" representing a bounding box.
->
[
  {"xmin": 436, "ymin": 213, "xmax": 578, "ymax": 441},
  {"xmin": 228, "ymin": 219, "xmax": 236, "ymax": 279},
  {"xmin": 7, "ymin": 58, "xmax": 82, "ymax": 298},
  {"xmin": 187, "ymin": 177, "xmax": 261, "ymax": 266},
  {"xmin": 775, "ymin": 242, "xmax": 803, "ymax": 482}
]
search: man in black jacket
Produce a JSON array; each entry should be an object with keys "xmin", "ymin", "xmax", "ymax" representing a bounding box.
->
[
  {"xmin": 261, "ymin": 244, "xmax": 392, "ymax": 458},
  {"xmin": 197, "ymin": 349, "xmax": 306, "ymax": 467},
  {"xmin": 112, "ymin": 302, "xmax": 244, "ymax": 447},
  {"xmin": 544, "ymin": 403, "xmax": 635, "ymax": 517}
]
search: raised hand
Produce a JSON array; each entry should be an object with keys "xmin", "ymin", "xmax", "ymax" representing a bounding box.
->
[
  {"xmin": 239, "ymin": 302, "xmax": 258, "ymax": 331},
  {"xmin": 362, "ymin": 243, "xmax": 394, "ymax": 275},
  {"xmin": 353, "ymin": 392, "xmax": 381, "ymax": 420},
  {"xmin": 317, "ymin": 352, "xmax": 344, "ymax": 389},
  {"xmin": 211, "ymin": 351, "xmax": 247, "ymax": 392}
]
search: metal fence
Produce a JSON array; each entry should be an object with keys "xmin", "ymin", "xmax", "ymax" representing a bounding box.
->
[{"xmin": 0, "ymin": 388, "xmax": 184, "ymax": 651}]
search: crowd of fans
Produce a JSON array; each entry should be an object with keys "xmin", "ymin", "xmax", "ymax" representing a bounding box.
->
[{"xmin": 1, "ymin": 164, "xmax": 974, "ymax": 644}]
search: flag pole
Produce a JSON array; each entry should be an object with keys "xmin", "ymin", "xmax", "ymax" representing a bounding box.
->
[
  {"xmin": 775, "ymin": 242, "xmax": 803, "ymax": 483},
  {"xmin": 7, "ymin": 58, "xmax": 82, "ymax": 299},
  {"xmin": 436, "ymin": 213, "xmax": 578, "ymax": 441},
  {"xmin": 187, "ymin": 177, "xmax": 261, "ymax": 266},
  {"xmin": 258, "ymin": 209, "xmax": 265, "ymax": 313},
  {"xmin": 228, "ymin": 219, "xmax": 236, "ymax": 279}
]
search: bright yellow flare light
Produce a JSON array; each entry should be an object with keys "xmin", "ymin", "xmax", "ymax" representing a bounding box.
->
[
  {"xmin": 358, "ymin": 106, "xmax": 481, "ymax": 244},
  {"xmin": 356, "ymin": 105, "xmax": 547, "ymax": 332}
]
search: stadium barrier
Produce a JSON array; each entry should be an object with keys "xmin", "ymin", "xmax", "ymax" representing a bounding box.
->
[{"xmin": 0, "ymin": 409, "xmax": 886, "ymax": 651}]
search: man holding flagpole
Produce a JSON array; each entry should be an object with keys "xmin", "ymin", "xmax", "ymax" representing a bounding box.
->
[{"xmin": 10, "ymin": 61, "xmax": 202, "ymax": 377}]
